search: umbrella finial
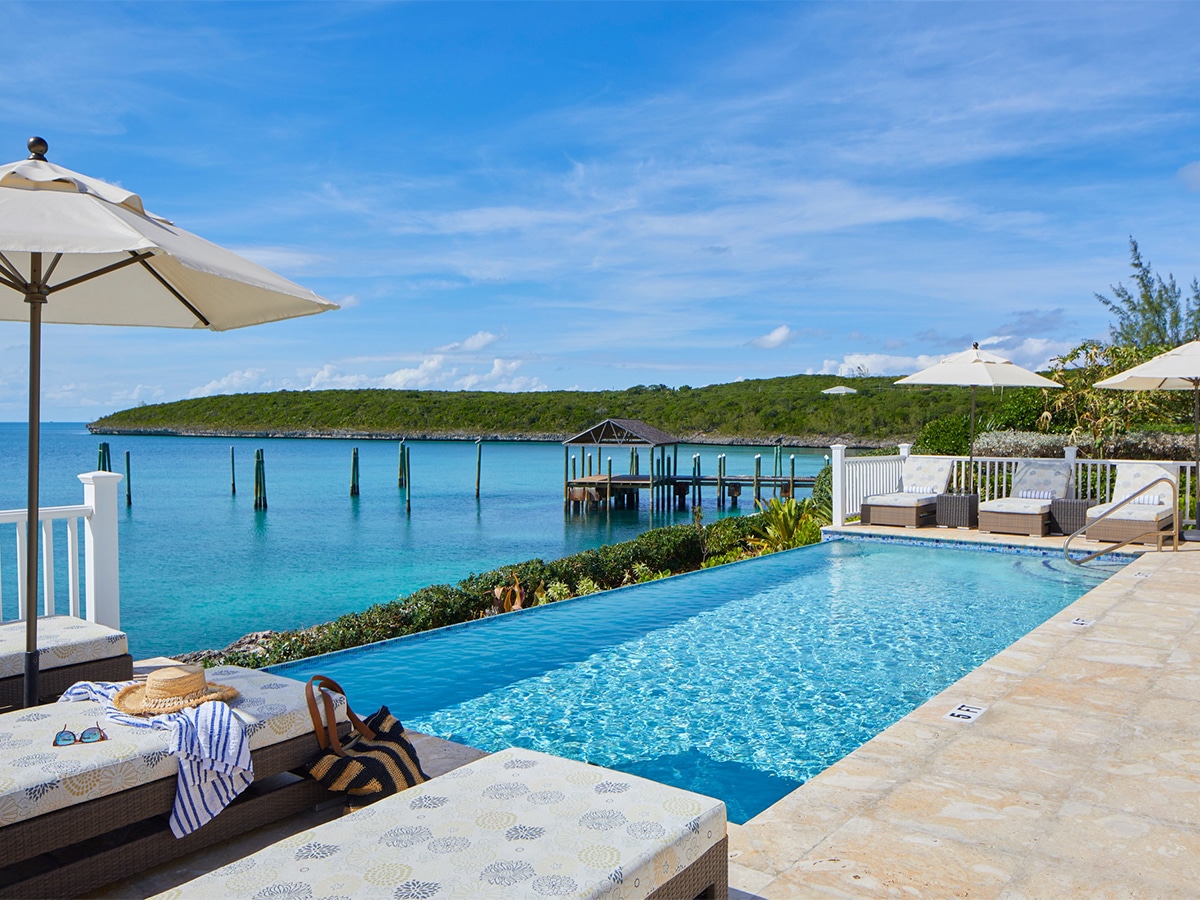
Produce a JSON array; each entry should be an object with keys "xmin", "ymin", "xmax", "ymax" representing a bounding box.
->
[
  {"xmin": 972, "ymin": 341, "xmax": 979, "ymax": 349},
  {"xmin": 27, "ymin": 137, "xmax": 47, "ymax": 160}
]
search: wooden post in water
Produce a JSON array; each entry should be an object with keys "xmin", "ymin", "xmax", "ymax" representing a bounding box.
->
[
  {"xmin": 572, "ymin": 455, "xmax": 577, "ymax": 480},
  {"xmin": 716, "ymin": 454, "xmax": 724, "ymax": 509},
  {"xmin": 97, "ymin": 442, "xmax": 111, "ymax": 472},
  {"xmin": 696, "ymin": 453, "xmax": 702, "ymax": 506},
  {"xmin": 475, "ymin": 439, "xmax": 482, "ymax": 499},
  {"xmin": 124, "ymin": 451, "xmax": 131, "ymax": 507},
  {"xmin": 563, "ymin": 446, "xmax": 569, "ymax": 510},
  {"xmin": 253, "ymin": 449, "xmax": 267, "ymax": 510},
  {"xmin": 754, "ymin": 454, "xmax": 761, "ymax": 507},
  {"xmin": 398, "ymin": 440, "xmax": 406, "ymax": 488},
  {"xmin": 230, "ymin": 446, "xmax": 236, "ymax": 495},
  {"xmin": 350, "ymin": 447, "xmax": 360, "ymax": 497},
  {"xmin": 404, "ymin": 445, "xmax": 412, "ymax": 514},
  {"xmin": 789, "ymin": 454, "xmax": 796, "ymax": 500},
  {"xmin": 606, "ymin": 457, "xmax": 612, "ymax": 517}
]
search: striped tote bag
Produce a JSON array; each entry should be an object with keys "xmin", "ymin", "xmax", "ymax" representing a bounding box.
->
[{"xmin": 302, "ymin": 675, "xmax": 429, "ymax": 811}]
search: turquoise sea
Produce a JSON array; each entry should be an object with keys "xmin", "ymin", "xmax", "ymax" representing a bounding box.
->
[{"xmin": 0, "ymin": 423, "xmax": 826, "ymax": 659}]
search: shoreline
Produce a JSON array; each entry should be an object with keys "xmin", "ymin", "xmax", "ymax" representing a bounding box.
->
[{"xmin": 86, "ymin": 424, "xmax": 895, "ymax": 449}]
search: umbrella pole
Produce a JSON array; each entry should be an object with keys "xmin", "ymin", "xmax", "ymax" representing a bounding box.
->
[
  {"xmin": 968, "ymin": 385, "xmax": 977, "ymax": 494},
  {"xmin": 24, "ymin": 256, "xmax": 45, "ymax": 708}
]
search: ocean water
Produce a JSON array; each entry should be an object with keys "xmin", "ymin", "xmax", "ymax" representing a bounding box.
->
[
  {"xmin": 0, "ymin": 423, "xmax": 826, "ymax": 658},
  {"xmin": 273, "ymin": 540, "xmax": 1109, "ymax": 822}
]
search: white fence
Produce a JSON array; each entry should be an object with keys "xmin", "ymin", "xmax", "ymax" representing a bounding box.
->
[
  {"xmin": 830, "ymin": 443, "xmax": 1198, "ymax": 528},
  {"xmin": 0, "ymin": 472, "xmax": 122, "ymax": 629}
]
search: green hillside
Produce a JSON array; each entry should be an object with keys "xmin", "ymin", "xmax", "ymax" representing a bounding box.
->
[{"xmin": 88, "ymin": 375, "xmax": 1015, "ymax": 446}]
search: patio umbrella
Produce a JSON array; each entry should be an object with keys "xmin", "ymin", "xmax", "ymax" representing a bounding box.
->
[
  {"xmin": 1094, "ymin": 339, "xmax": 1200, "ymax": 538},
  {"xmin": 895, "ymin": 343, "xmax": 1061, "ymax": 492},
  {"xmin": 0, "ymin": 137, "xmax": 337, "ymax": 707}
]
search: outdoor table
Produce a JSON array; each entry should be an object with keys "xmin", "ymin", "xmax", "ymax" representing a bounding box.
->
[{"xmin": 936, "ymin": 493, "xmax": 979, "ymax": 529}]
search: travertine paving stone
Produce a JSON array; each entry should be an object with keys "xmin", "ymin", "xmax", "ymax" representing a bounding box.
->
[{"xmin": 733, "ymin": 536, "xmax": 1200, "ymax": 898}]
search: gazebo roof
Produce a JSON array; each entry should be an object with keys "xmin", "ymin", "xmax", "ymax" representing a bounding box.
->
[{"xmin": 563, "ymin": 418, "xmax": 678, "ymax": 447}]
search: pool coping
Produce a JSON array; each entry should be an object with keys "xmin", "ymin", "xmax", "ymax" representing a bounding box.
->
[{"xmin": 728, "ymin": 542, "xmax": 1200, "ymax": 896}]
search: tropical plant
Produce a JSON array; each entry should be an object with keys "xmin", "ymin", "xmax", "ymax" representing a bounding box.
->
[
  {"xmin": 747, "ymin": 497, "xmax": 825, "ymax": 554},
  {"xmin": 1097, "ymin": 238, "xmax": 1200, "ymax": 347}
]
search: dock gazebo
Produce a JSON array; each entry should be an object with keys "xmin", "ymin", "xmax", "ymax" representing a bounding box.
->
[{"xmin": 562, "ymin": 418, "xmax": 678, "ymax": 511}]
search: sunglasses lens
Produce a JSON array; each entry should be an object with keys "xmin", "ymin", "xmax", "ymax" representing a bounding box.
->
[
  {"xmin": 53, "ymin": 730, "xmax": 75, "ymax": 747},
  {"xmin": 80, "ymin": 727, "xmax": 105, "ymax": 743}
]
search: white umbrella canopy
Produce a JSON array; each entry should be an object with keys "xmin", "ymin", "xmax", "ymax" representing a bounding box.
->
[
  {"xmin": 0, "ymin": 137, "xmax": 337, "ymax": 706},
  {"xmin": 821, "ymin": 385, "xmax": 858, "ymax": 395},
  {"xmin": 895, "ymin": 343, "xmax": 1062, "ymax": 491},
  {"xmin": 1095, "ymin": 340, "xmax": 1200, "ymax": 529}
]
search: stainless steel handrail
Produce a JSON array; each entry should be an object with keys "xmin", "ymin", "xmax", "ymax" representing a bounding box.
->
[{"xmin": 1064, "ymin": 475, "xmax": 1179, "ymax": 565}]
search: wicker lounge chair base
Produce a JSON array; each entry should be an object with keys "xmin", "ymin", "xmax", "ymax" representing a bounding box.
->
[
  {"xmin": 0, "ymin": 653, "xmax": 133, "ymax": 710},
  {"xmin": 1086, "ymin": 515, "xmax": 1174, "ymax": 545},
  {"xmin": 861, "ymin": 502, "xmax": 936, "ymax": 528},
  {"xmin": 648, "ymin": 835, "xmax": 728, "ymax": 899},
  {"xmin": 0, "ymin": 727, "xmax": 346, "ymax": 899},
  {"xmin": 978, "ymin": 510, "xmax": 1049, "ymax": 537}
]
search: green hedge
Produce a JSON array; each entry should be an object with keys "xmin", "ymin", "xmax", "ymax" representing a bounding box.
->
[{"xmin": 209, "ymin": 514, "xmax": 764, "ymax": 669}]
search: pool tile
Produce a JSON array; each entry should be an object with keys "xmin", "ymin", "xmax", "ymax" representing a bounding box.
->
[
  {"xmin": 1072, "ymin": 766, "xmax": 1200, "ymax": 829},
  {"xmin": 1035, "ymin": 804, "xmax": 1200, "ymax": 878},
  {"xmin": 969, "ymin": 700, "xmax": 1125, "ymax": 749},
  {"xmin": 1002, "ymin": 674, "xmax": 1142, "ymax": 718},
  {"xmin": 924, "ymin": 733, "xmax": 1089, "ymax": 796}
]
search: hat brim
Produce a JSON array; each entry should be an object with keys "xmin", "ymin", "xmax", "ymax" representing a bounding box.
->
[{"xmin": 112, "ymin": 681, "xmax": 239, "ymax": 717}]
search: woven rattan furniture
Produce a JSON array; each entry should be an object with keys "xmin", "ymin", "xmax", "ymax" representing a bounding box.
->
[
  {"xmin": 0, "ymin": 666, "xmax": 350, "ymax": 899},
  {"xmin": 861, "ymin": 455, "xmax": 954, "ymax": 529},
  {"xmin": 0, "ymin": 616, "xmax": 133, "ymax": 709},
  {"xmin": 151, "ymin": 746, "xmax": 729, "ymax": 900},
  {"xmin": 1050, "ymin": 498, "xmax": 1095, "ymax": 536},
  {"xmin": 977, "ymin": 459, "xmax": 1073, "ymax": 537},
  {"xmin": 1085, "ymin": 463, "xmax": 1178, "ymax": 546},
  {"xmin": 937, "ymin": 493, "xmax": 979, "ymax": 529}
]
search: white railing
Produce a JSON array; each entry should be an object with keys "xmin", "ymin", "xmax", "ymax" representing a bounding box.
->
[
  {"xmin": 830, "ymin": 444, "xmax": 1198, "ymax": 529},
  {"xmin": 0, "ymin": 471, "xmax": 122, "ymax": 629}
]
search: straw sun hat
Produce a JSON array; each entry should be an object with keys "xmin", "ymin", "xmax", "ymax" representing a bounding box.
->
[{"xmin": 113, "ymin": 665, "xmax": 238, "ymax": 716}]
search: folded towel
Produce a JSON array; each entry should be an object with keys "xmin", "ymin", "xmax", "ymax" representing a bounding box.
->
[{"xmin": 59, "ymin": 680, "xmax": 253, "ymax": 837}]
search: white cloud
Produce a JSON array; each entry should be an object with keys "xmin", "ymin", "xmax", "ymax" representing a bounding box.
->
[
  {"xmin": 751, "ymin": 325, "xmax": 796, "ymax": 349},
  {"xmin": 380, "ymin": 356, "xmax": 449, "ymax": 389},
  {"xmin": 337, "ymin": 294, "xmax": 360, "ymax": 308},
  {"xmin": 1178, "ymin": 161, "xmax": 1200, "ymax": 191},
  {"xmin": 438, "ymin": 331, "xmax": 499, "ymax": 353},
  {"xmin": 189, "ymin": 369, "xmax": 268, "ymax": 398}
]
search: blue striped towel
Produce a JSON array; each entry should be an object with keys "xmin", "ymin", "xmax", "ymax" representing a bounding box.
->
[{"xmin": 59, "ymin": 680, "xmax": 253, "ymax": 837}]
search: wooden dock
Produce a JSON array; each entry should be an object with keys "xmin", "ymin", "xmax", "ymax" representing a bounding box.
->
[{"xmin": 564, "ymin": 472, "xmax": 816, "ymax": 512}]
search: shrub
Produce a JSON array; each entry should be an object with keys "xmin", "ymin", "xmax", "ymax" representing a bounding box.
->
[{"xmin": 913, "ymin": 414, "xmax": 970, "ymax": 455}]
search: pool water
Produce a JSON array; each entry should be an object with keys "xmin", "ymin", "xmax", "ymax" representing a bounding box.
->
[{"xmin": 273, "ymin": 539, "xmax": 1114, "ymax": 823}]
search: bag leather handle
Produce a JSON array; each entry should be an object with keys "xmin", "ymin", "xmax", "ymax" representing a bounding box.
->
[{"xmin": 304, "ymin": 675, "xmax": 376, "ymax": 752}]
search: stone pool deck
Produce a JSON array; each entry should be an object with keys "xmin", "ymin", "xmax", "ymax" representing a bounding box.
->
[{"xmin": 729, "ymin": 528, "xmax": 1200, "ymax": 897}]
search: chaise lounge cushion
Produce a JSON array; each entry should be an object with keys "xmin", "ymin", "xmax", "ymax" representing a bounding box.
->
[
  {"xmin": 1086, "ymin": 463, "xmax": 1177, "ymax": 525},
  {"xmin": 0, "ymin": 616, "xmax": 127, "ymax": 678},
  {"xmin": 150, "ymin": 746, "xmax": 727, "ymax": 900},
  {"xmin": 0, "ymin": 666, "xmax": 347, "ymax": 827},
  {"xmin": 863, "ymin": 455, "xmax": 954, "ymax": 508},
  {"xmin": 979, "ymin": 496, "xmax": 1053, "ymax": 515}
]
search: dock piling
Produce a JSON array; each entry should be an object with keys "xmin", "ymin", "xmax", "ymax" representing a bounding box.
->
[
  {"xmin": 350, "ymin": 447, "xmax": 360, "ymax": 497},
  {"xmin": 230, "ymin": 446, "xmax": 236, "ymax": 496},
  {"xmin": 124, "ymin": 451, "xmax": 131, "ymax": 507},
  {"xmin": 475, "ymin": 439, "xmax": 483, "ymax": 500},
  {"xmin": 404, "ymin": 445, "xmax": 412, "ymax": 514},
  {"xmin": 754, "ymin": 454, "xmax": 761, "ymax": 507},
  {"xmin": 398, "ymin": 440, "xmax": 406, "ymax": 488},
  {"xmin": 253, "ymin": 449, "xmax": 267, "ymax": 511}
]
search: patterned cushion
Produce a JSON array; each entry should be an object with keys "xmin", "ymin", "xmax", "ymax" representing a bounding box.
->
[
  {"xmin": 864, "ymin": 492, "xmax": 937, "ymax": 508},
  {"xmin": 148, "ymin": 747, "xmax": 727, "ymax": 900},
  {"xmin": 1111, "ymin": 463, "xmax": 1176, "ymax": 504},
  {"xmin": 979, "ymin": 497, "xmax": 1052, "ymax": 515},
  {"xmin": 0, "ymin": 667, "xmax": 347, "ymax": 827},
  {"xmin": 1131, "ymin": 494, "xmax": 1165, "ymax": 506},
  {"xmin": 0, "ymin": 616, "xmax": 127, "ymax": 679},
  {"xmin": 1010, "ymin": 460, "xmax": 1072, "ymax": 500},
  {"xmin": 1086, "ymin": 502, "xmax": 1174, "ymax": 524},
  {"xmin": 900, "ymin": 456, "xmax": 953, "ymax": 495}
]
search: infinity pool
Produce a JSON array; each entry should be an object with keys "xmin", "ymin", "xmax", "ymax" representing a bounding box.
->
[{"xmin": 273, "ymin": 539, "xmax": 1116, "ymax": 822}]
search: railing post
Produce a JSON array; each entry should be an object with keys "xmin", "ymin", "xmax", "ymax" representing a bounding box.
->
[
  {"xmin": 898, "ymin": 443, "xmax": 912, "ymax": 459},
  {"xmin": 1064, "ymin": 445, "xmax": 1078, "ymax": 498},
  {"xmin": 78, "ymin": 471, "xmax": 123, "ymax": 629},
  {"xmin": 831, "ymin": 444, "xmax": 847, "ymax": 526}
]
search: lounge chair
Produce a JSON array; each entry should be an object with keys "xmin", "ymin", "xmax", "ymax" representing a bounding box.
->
[
  {"xmin": 0, "ymin": 666, "xmax": 349, "ymax": 899},
  {"xmin": 150, "ymin": 746, "xmax": 729, "ymax": 900},
  {"xmin": 860, "ymin": 455, "xmax": 954, "ymax": 528},
  {"xmin": 1085, "ymin": 463, "xmax": 1178, "ymax": 544},
  {"xmin": 978, "ymin": 459, "xmax": 1073, "ymax": 537},
  {"xmin": 0, "ymin": 615, "xmax": 132, "ymax": 709}
]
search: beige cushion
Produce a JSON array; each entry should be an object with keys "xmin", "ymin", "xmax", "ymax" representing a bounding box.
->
[
  {"xmin": 1009, "ymin": 460, "xmax": 1072, "ymax": 500},
  {"xmin": 864, "ymin": 492, "xmax": 937, "ymax": 508},
  {"xmin": 980, "ymin": 497, "xmax": 1051, "ymax": 515},
  {"xmin": 0, "ymin": 616, "xmax": 127, "ymax": 678},
  {"xmin": 0, "ymin": 667, "xmax": 346, "ymax": 826},
  {"xmin": 1086, "ymin": 502, "xmax": 1174, "ymax": 525},
  {"xmin": 148, "ymin": 747, "xmax": 728, "ymax": 900}
]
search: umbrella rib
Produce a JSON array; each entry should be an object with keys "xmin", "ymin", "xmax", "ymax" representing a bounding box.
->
[
  {"xmin": 41, "ymin": 252, "xmax": 64, "ymax": 284},
  {"xmin": 0, "ymin": 251, "xmax": 26, "ymax": 289},
  {"xmin": 134, "ymin": 256, "xmax": 211, "ymax": 327},
  {"xmin": 46, "ymin": 251, "xmax": 153, "ymax": 293},
  {"xmin": 0, "ymin": 271, "xmax": 24, "ymax": 293}
]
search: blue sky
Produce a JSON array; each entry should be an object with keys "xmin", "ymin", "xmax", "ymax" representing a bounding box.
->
[{"xmin": 2, "ymin": 1, "xmax": 1200, "ymax": 421}]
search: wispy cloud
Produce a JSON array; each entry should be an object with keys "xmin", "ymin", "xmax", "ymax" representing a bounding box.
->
[{"xmin": 751, "ymin": 326, "xmax": 797, "ymax": 349}]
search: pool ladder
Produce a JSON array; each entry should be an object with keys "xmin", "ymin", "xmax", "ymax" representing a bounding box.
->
[{"xmin": 1063, "ymin": 476, "xmax": 1179, "ymax": 565}]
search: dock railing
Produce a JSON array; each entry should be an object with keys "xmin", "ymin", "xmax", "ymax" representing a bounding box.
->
[
  {"xmin": 0, "ymin": 471, "xmax": 122, "ymax": 629},
  {"xmin": 830, "ymin": 444, "xmax": 1197, "ymax": 529}
]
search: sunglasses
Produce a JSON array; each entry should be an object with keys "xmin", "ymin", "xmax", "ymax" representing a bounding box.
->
[{"xmin": 53, "ymin": 723, "xmax": 108, "ymax": 747}]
